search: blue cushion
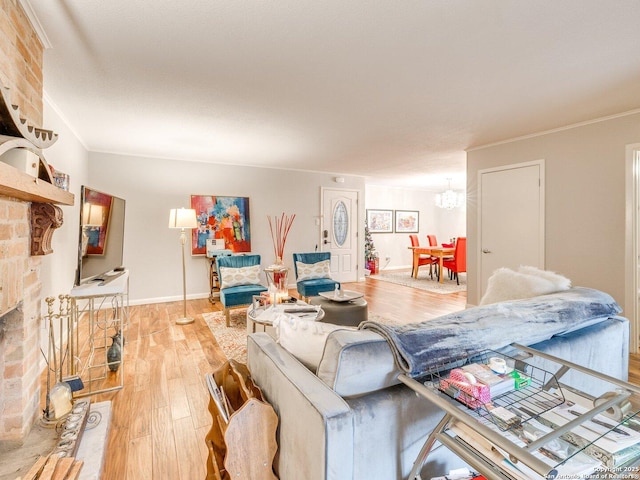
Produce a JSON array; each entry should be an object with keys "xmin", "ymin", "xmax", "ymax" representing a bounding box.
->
[
  {"xmin": 297, "ymin": 278, "xmax": 340, "ymax": 298},
  {"xmin": 220, "ymin": 284, "xmax": 268, "ymax": 308},
  {"xmin": 218, "ymin": 254, "xmax": 261, "ymax": 269}
]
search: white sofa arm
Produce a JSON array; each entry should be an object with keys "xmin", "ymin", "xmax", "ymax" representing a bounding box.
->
[{"xmin": 247, "ymin": 333, "xmax": 354, "ymax": 480}]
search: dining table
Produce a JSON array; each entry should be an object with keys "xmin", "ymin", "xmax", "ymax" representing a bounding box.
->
[{"xmin": 408, "ymin": 246, "xmax": 455, "ymax": 283}]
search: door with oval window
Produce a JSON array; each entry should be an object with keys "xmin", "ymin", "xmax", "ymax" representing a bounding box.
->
[{"xmin": 321, "ymin": 188, "xmax": 359, "ymax": 282}]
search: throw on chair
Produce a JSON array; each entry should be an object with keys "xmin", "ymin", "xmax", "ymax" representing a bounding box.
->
[
  {"xmin": 293, "ymin": 252, "xmax": 339, "ymax": 302},
  {"xmin": 217, "ymin": 254, "xmax": 267, "ymax": 327}
]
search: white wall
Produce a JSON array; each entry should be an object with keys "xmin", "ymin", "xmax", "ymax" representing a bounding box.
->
[
  {"xmin": 87, "ymin": 152, "xmax": 365, "ymax": 304},
  {"xmin": 466, "ymin": 112, "xmax": 640, "ymax": 312},
  {"xmin": 365, "ymin": 184, "xmax": 466, "ymax": 270},
  {"xmin": 40, "ymin": 98, "xmax": 90, "ymax": 299}
]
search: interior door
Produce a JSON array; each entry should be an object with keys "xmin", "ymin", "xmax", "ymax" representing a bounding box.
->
[
  {"xmin": 321, "ymin": 188, "xmax": 359, "ymax": 283},
  {"xmin": 479, "ymin": 161, "xmax": 545, "ymax": 298}
]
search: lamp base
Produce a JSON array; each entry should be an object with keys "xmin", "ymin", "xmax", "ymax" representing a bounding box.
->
[{"xmin": 176, "ymin": 317, "xmax": 195, "ymax": 325}]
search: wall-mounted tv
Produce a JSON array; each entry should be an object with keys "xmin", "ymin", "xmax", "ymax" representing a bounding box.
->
[{"xmin": 75, "ymin": 186, "xmax": 126, "ymax": 285}]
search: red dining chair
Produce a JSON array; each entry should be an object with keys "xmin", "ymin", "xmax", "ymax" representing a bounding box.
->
[
  {"xmin": 427, "ymin": 234, "xmax": 453, "ymax": 280},
  {"xmin": 410, "ymin": 235, "xmax": 438, "ymax": 279},
  {"xmin": 442, "ymin": 237, "xmax": 466, "ymax": 285}
]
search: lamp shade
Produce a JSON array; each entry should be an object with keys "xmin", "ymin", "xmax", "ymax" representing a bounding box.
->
[{"xmin": 169, "ymin": 208, "xmax": 198, "ymax": 229}]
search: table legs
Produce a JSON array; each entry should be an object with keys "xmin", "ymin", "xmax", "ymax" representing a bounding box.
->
[{"xmin": 412, "ymin": 251, "xmax": 420, "ymax": 278}]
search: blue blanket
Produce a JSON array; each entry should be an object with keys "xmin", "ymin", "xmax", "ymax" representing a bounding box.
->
[{"xmin": 359, "ymin": 287, "xmax": 621, "ymax": 376}]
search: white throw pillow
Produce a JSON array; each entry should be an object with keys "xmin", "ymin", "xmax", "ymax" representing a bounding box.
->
[
  {"xmin": 517, "ymin": 265, "xmax": 571, "ymax": 290},
  {"xmin": 296, "ymin": 260, "xmax": 331, "ymax": 282},
  {"xmin": 219, "ymin": 265, "xmax": 261, "ymax": 289},
  {"xmin": 479, "ymin": 267, "xmax": 563, "ymax": 305},
  {"xmin": 274, "ymin": 313, "xmax": 343, "ymax": 370}
]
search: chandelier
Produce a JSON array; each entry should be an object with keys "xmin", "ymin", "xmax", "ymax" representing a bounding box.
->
[{"xmin": 435, "ymin": 179, "xmax": 465, "ymax": 209}]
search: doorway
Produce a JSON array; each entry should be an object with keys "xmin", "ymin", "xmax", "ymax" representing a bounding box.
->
[
  {"xmin": 321, "ymin": 188, "xmax": 359, "ymax": 283},
  {"xmin": 625, "ymin": 144, "xmax": 640, "ymax": 353},
  {"xmin": 477, "ymin": 160, "xmax": 545, "ymax": 300}
]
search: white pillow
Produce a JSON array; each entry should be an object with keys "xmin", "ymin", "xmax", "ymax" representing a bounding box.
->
[
  {"xmin": 296, "ymin": 259, "xmax": 331, "ymax": 282},
  {"xmin": 219, "ymin": 265, "xmax": 261, "ymax": 289},
  {"xmin": 517, "ymin": 265, "xmax": 571, "ymax": 290},
  {"xmin": 273, "ymin": 313, "xmax": 343, "ymax": 370},
  {"xmin": 479, "ymin": 267, "xmax": 563, "ymax": 305}
]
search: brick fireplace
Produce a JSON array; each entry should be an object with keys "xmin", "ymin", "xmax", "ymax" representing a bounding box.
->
[
  {"xmin": 0, "ymin": 197, "xmax": 45, "ymax": 448},
  {"xmin": 0, "ymin": 1, "xmax": 49, "ymax": 447}
]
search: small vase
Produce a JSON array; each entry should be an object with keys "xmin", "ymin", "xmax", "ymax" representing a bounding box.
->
[{"xmin": 107, "ymin": 330, "xmax": 124, "ymax": 372}]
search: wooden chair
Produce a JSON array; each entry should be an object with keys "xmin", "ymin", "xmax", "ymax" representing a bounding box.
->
[
  {"xmin": 293, "ymin": 252, "xmax": 339, "ymax": 301},
  {"xmin": 410, "ymin": 234, "xmax": 438, "ymax": 279},
  {"xmin": 442, "ymin": 237, "xmax": 466, "ymax": 285}
]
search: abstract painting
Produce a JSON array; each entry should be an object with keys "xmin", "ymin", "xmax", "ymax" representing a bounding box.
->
[{"xmin": 190, "ymin": 195, "xmax": 251, "ymax": 255}]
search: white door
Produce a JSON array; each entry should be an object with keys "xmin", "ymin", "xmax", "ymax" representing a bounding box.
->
[
  {"xmin": 321, "ymin": 188, "xmax": 359, "ymax": 283},
  {"xmin": 478, "ymin": 161, "xmax": 545, "ymax": 299}
]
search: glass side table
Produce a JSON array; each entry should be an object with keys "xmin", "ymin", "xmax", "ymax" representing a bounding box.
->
[{"xmin": 399, "ymin": 343, "xmax": 640, "ymax": 480}]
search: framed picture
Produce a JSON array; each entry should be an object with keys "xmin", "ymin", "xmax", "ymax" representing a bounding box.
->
[
  {"xmin": 366, "ymin": 209, "xmax": 393, "ymax": 233},
  {"xmin": 395, "ymin": 210, "xmax": 419, "ymax": 233},
  {"xmin": 190, "ymin": 195, "xmax": 251, "ymax": 255}
]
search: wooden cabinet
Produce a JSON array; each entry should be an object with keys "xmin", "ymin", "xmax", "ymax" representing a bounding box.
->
[{"xmin": 205, "ymin": 360, "xmax": 278, "ymax": 480}]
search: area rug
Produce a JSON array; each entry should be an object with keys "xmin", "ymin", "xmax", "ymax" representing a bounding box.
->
[
  {"xmin": 370, "ymin": 269, "xmax": 466, "ymax": 294},
  {"xmin": 202, "ymin": 309, "xmax": 249, "ymax": 363}
]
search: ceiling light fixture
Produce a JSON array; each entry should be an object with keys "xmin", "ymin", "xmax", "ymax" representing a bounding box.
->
[{"xmin": 435, "ymin": 179, "xmax": 465, "ymax": 209}]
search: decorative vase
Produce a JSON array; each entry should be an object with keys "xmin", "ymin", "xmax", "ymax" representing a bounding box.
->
[
  {"xmin": 107, "ymin": 330, "xmax": 124, "ymax": 372},
  {"xmin": 266, "ymin": 256, "xmax": 289, "ymax": 301}
]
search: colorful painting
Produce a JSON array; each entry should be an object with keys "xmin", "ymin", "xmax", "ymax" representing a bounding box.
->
[
  {"xmin": 366, "ymin": 209, "xmax": 393, "ymax": 233},
  {"xmin": 83, "ymin": 187, "xmax": 113, "ymax": 256},
  {"xmin": 395, "ymin": 210, "xmax": 419, "ymax": 233},
  {"xmin": 190, "ymin": 195, "xmax": 251, "ymax": 255}
]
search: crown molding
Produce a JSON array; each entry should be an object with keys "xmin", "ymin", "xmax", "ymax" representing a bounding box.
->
[{"xmin": 467, "ymin": 108, "xmax": 640, "ymax": 153}]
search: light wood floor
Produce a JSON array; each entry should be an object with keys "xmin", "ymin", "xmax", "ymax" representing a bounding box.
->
[{"xmin": 90, "ymin": 277, "xmax": 639, "ymax": 480}]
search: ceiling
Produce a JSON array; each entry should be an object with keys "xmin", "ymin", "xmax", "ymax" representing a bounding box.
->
[{"xmin": 23, "ymin": 1, "xmax": 640, "ymax": 190}]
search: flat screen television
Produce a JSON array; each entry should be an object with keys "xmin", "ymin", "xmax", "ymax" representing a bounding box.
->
[{"xmin": 75, "ymin": 186, "xmax": 126, "ymax": 285}]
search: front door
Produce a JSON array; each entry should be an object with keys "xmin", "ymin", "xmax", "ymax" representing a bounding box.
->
[
  {"xmin": 321, "ymin": 188, "xmax": 359, "ymax": 283},
  {"xmin": 478, "ymin": 161, "xmax": 545, "ymax": 299}
]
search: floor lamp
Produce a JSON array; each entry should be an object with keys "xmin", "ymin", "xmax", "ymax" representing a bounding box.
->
[{"xmin": 169, "ymin": 208, "xmax": 198, "ymax": 325}]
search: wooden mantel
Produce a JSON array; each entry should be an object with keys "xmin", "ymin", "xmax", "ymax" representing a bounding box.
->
[{"xmin": 0, "ymin": 161, "xmax": 73, "ymax": 205}]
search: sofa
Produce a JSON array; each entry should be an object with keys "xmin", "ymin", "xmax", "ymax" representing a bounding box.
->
[{"xmin": 247, "ymin": 288, "xmax": 629, "ymax": 480}]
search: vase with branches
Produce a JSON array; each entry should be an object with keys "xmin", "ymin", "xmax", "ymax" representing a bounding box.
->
[{"xmin": 267, "ymin": 213, "xmax": 296, "ymax": 291}]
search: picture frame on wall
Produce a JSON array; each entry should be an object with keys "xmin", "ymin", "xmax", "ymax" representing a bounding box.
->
[
  {"xmin": 394, "ymin": 210, "xmax": 419, "ymax": 233},
  {"xmin": 366, "ymin": 209, "xmax": 393, "ymax": 233},
  {"xmin": 190, "ymin": 195, "xmax": 251, "ymax": 255}
]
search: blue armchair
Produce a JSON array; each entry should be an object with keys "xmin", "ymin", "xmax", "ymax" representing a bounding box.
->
[
  {"xmin": 292, "ymin": 252, "xmax": 340, "ymax": 301},
  {"xmin": 217, "ymin": 254, "xmax": 267, "ymax": 327}
]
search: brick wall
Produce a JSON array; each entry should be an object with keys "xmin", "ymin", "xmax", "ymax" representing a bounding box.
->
[
  {"xmin": 0, "ymin": 0, "xmax": 43, "ymax": 125},
  {"xmin": 0, "ymin": 0, "xmax": 45, "ymax": 445}
]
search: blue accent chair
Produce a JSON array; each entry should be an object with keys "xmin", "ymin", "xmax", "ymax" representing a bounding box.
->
[
  {"xmin": 293, "ymin": 252, "xmax": 340, "ymax": 301},
  {"xmin": 217, "ymin": 254, "xmax": 267, "ymax": 327}
]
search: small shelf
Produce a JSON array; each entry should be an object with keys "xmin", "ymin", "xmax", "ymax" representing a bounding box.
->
[
  {"xmin": 425, "ymin": 350, "xmax": 564, "ymax": 431},
  {"xmin": 0, "ymin": 161, "xmax": 73, "ymax": 205}
]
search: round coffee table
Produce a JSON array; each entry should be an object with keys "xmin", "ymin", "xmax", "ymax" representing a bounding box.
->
[
  {"xmin": 308, "ymin": 291, "xmax": 368, "ymax": 327},
  {"xmin": 247, "ymin": 301, "xmax": 325, "ymax": 334}
]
